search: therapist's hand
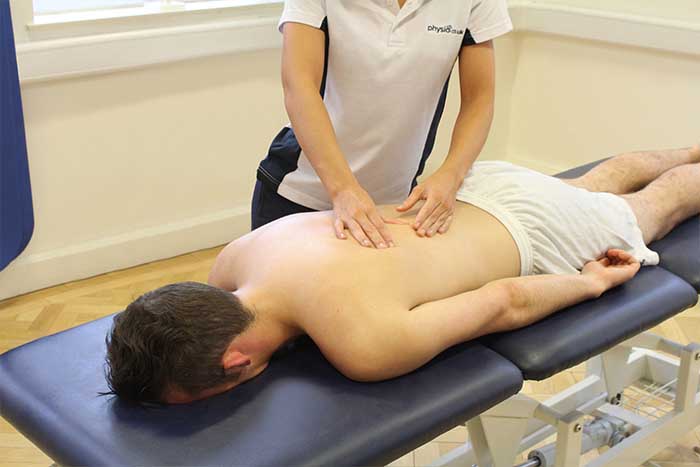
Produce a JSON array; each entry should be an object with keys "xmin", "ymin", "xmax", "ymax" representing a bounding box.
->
[
  {"xmin": 396, "ymin": 168, "xmax": 461, "ymax": 237},
  {"xmin": 332, "ymin": 184, "xmax": 395, "ymax": 248}
]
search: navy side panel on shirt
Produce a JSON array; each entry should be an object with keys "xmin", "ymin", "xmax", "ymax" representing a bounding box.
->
[
  {"xmin": 257, "ymin": 18, "xmax": 329, "ymax": 191},
  {"xmin": 410, "ymin": 27, "xmax": 483, "ymax": 191},
  {"xmin": 462, "ymin": 28, "xmax": 477, "ymax": 47},
  {"xmin": 411, "ymin": 77, "xmax": 450, "ymax": 191}
]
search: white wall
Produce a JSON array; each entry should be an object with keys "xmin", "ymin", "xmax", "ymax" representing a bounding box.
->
[
  {"xmin": 507, "ymin": 32, "xmax": 700, "ymax": 174},
  {"xmin": 1, "ymin": 5, "xmax": 699, "ymax": 300},
  {"xmin": 1, "ymin": 49, "xmax": 289, "ymax": 299},
  {"xmin": 424, "ymin": 33, "xmax": 519, "ymax": 174},
  {"xmin": 529, "ymin": 0, "xmax": 700, "ymax": 23}
]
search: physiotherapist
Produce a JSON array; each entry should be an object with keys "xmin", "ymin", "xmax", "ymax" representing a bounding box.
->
[{"xmin": 252, "ymin": 0, "xmax": 513, "ymax": 248}]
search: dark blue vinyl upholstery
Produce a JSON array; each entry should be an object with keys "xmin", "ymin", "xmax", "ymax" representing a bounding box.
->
[
  {"xmin": 555, "ymin": 158, "xmax": 700, "ymax": 291},
  {"xmin": 649, "ymin": 218, "xmax": 700, "ymax": 292},
  {"xmin": 0, "ymin": 315, "xmax": 522, "ymax": 467},
  {"xmin": 480, "ymin": 267, "xmax": 698, "ymax": 380},
  {"xmin": 554, "ymin": 158, "xmax": 610, "ymax": 179}
]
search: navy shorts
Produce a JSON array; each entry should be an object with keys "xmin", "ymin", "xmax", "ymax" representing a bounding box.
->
[{"xmin": 251, "ymin": 180, "xmax": 317, "ymax": 230}]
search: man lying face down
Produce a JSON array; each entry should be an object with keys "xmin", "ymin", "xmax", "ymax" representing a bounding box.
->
[{"xmin": 105, "ymin": 145, "xmax": 700, "ymax": 405}]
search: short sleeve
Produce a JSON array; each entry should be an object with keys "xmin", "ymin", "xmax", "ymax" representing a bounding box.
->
[
  {"xmin": 463, "ymin": 0, "xmax": 513, "ymax": 45},
  {"xmin": 278, "ymin": 0, "xmax": 327, "ymax": 33}
]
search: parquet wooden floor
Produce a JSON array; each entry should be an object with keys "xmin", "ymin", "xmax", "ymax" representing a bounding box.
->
[{"xmin": 0, "ymin": 246, "xmax": 698, "ymax": 467}]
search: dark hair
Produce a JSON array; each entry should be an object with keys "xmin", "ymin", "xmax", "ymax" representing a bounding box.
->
[{"xmin": 103, "ymin": 281, "xmax": 254, "ymax": 405}]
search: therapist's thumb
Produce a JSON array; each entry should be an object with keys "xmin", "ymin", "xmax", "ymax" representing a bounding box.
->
[{"xmin": 396, "ymin": 187, "xmax": 423, "ymax": 212}]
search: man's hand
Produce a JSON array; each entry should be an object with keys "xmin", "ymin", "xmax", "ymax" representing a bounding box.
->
[
  {"xmin": 396, "ymin": 168, "xmax": 461, "ymax": 237},
  {"xmin": 332, "ymin": 184, "xmax": 394, "ymax": 248},
  {"xmin": 582, "ymin": 249, "xmax": 641, "ymax": 295}
]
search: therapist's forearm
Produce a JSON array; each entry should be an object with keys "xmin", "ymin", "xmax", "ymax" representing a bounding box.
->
[
  {"xmin": 283, "ymin": 83, "xmax": 358, "ymax": 197},
  {"xmin": 439, "ymin": 95, "xmax": 494, "ymax": 182}
]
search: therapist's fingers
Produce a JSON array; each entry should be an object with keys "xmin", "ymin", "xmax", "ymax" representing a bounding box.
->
[
  {"xmin": 367, "ymin": 211, "xmax": 394, "ymax": 247},
  {"xmin": 383, "ymin": 216, "xmax": 411, "ymax": 226},
  {"xmin": 421, "ymin": 205, "xmax": 449, "ymax": 237},
  {"xmin": 396, "ymin": 186, "xmax": 425, "ymax": 212},
  {"xmin": 357, "ymin": 214, "xmax": 388, "ymax": 249},
  {"xmin": 346, "ymin": 218, "xmax": 373, "ymax": 248},
  {"xmin": 333, "ymin": 217, "xmax": 347, "ymax": 240},
  {"xmin": 437, "ymin": 215, "xmax": 453, "ymax": 234},
  {"xmin": 427, "ymin": 211, "xmax": 451, "ymax": 237},
  {"xmin": 414, "ymin": 200, "xmax": 440, "ymax": 234}
]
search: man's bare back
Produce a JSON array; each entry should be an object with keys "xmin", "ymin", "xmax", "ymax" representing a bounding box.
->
[
  {"xmin": 215, "ymin": 203, "xmax": 520, "ymax": 311},
  {"xmin": 208, "ymin": 201, "xmax": 526, "ymax": 381},
  {"xmin": 105, "ymin": 146, "xmax": 700, "ymax": 404}
]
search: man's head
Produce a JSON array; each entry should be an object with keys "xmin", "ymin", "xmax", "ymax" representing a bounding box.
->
[{"xmin": 103, "ymin": 281, "xmax": 254, "ymax": 405}]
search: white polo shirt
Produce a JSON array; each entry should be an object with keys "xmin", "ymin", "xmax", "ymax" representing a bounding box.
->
[{"xmin": 257, "ymin": 0, "xmax": 512, "ymax": 210}]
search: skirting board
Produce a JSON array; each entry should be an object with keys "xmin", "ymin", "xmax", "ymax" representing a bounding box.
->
[{"xmin": 0, "ymin": 206, "xmax": 250, "ymax": 301}]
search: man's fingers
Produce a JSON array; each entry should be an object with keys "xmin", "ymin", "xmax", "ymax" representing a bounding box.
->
[
  {"xmin": 346, "ymin": 219, "xmax": 372, "ymax": 248},
  {"xmin": 607, "ymin": 249, "xmax": 637, "ymax": 265},
  {"xmin": 599, "ymin": 257, "xmax": 611, "ymax": 267},
  {"xmin": 396, "ymin": 187, "xmax": 424, "ymax": 212},
  {"xmin": 333, "ymin": 217, "xmax": 347, "ymax": 240}
]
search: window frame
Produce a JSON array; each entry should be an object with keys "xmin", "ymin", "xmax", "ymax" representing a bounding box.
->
[{"xmin": 11, "ymin": 0, "xmax": 284, "ymax": 83}]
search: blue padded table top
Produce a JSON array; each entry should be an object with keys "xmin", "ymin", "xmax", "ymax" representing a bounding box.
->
[
  {"xmin": 480, "ymin": 267, "xmax": 698, "ymax": 381},
  {"xmin": 556, "ymin": 158, "xmax": 700, "ymax": 291},
  {"xmin": 0, "ymin": 314, "xmax": 522, "ymax": 467}
]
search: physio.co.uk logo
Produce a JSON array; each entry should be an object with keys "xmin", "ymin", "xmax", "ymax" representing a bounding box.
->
[{"xmin": 427, "ymin": 24, "xmax": 464, "ymax": 35}]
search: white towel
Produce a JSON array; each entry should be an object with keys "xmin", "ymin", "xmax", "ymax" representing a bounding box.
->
[{"xmin": 455, "ymin": 161, "xmax": 659, "ymax": 276}]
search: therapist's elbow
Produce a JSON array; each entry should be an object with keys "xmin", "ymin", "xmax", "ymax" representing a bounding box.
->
[
  {"xmin": 282, "ymin": 76, "xmax": 322, "ymax": 108},
  {"xmin": 460, "ymin": 93, "xmax": 494, "ymax": 117}
]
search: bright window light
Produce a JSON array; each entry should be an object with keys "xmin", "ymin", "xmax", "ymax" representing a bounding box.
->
[
  {"xmin": 29, "ymin": 0, "xmax": 279, "ymax": 26},
  {"xmin": 33, "ymin": 1, "xmax": 146, "ymax": 15}
]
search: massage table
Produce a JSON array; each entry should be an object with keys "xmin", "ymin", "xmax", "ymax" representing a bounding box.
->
[{"xmin": 0, "ymin": 160, "xmax": 698, "ymax": 467}]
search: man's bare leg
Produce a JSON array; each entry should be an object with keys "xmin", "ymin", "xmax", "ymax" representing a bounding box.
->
[
  {"xmin": 566, "ymin": 144, "xmax": 700, "ymax": 194},
  {"xmin": 621, "ymin": 163, "xmax": 700, "ymax": 243}
]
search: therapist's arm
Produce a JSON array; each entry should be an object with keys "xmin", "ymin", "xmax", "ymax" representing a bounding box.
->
[
  {"xmin": 397, "ymin": 40, "xmax": 496, "ymax": 237},
  {"xmin": 281, "ymin": 22, "xmax": 394, "ymax": 249}
]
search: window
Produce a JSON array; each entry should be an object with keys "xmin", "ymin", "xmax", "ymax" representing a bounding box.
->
[
  {"xmin": 33, "ymin": 1, "xmax": 146, "ymax": 15},
  {"xmin": 16, "ymin": 0, "xmax": 284, "ymax": 82},
  {"xmin": 30, "ymin": 1, "xmax": 280, "ymax": 25}
]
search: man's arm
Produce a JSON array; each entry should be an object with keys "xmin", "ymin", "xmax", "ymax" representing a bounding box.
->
[{"xmin": 339, "ymin": 250, "xmax": 640, "ymax": 382}]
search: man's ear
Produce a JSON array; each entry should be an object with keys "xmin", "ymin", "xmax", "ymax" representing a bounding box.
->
[{"xmin": 221, "ymin": 345, "xmax": 251, "ymax": 371}]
